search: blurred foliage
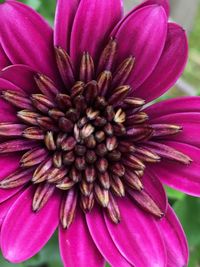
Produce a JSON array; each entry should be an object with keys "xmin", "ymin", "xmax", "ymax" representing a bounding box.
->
[
  {"xmin": 0, "ymin": 0, "xmax": 200, "ymax": 266},
  {"xmin": 183, "ymin": 6, "xmax": 200, "ymax": 93}
]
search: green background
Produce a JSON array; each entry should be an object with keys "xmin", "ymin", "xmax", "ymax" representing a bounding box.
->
[{"xmin": 0, "ymin": 0, "xmax": 200, "ymax": 266}]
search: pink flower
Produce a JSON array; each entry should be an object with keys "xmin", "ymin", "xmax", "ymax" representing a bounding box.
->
[{"xmin": 0, "ymin": 0, "xmax": 198, "ymax": 266}]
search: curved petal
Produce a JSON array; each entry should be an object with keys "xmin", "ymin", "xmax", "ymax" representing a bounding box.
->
[
  {"xmin": 113, "ymin": 5, "xmax": 167, "ymax": 89},
  {"xmin": 70, "ymin": 0, "xmax": 123, "ymax": 67},
  {"xmin": 1, "ymin": 187, "xmax": 60, "ymax": 263},
  {"xmin": 105, "ymin": 197, "xmax": 167, "ymax": 267},
  {"xmin": 1, "ymin": 65, "xmax": 38, "ymax": 94},
  {"xmin": 158, "ymin": 205, "xmax": 189, "ymax": 267},
  {"xmin": 0, "ymin": 78, "xmax": 23, "ymax": 122},
  {"xmin": 148, "ymin": 141, "xmax": 200, "ymax": 196},
  {"xmin": 54, "ymin": 0, "xmax": 80, "ymax": 52},
  {"xmin": 59, "ymin": 207, "xmax": 104, "ymax": 267},
  {"xmin": 134, "ymin": 23, "xmax": 188, "ymax": 102},
  {"xmin": 0, "ymin": 191, "xmax": 21, "ymax": 227},
  {"xmin": 0, "ymin": 1, "xmax": 59, "ymax": 81},
  {"xmin": 142, "ymin": 171, "xmax": 167, "ymax": 213},
  {"xmin": 134, "ymin": 0, "xmax": 170, "ymax": 17},
  {"xmin": 0, "ymin": 44, "xmax": 10, "ymax": 69},
  {"xmin": 0, "ymin": 154, "xmax": 20, "ymax": 181},
  {"xmin": 86, "ymin": 206, "xmax": 131, "ymax": 267},
  {"xmin": 150, "ymin": 113, "xmax": 200, "ymax": 147},
  {"xmin": 0, "ymin": 154, "xmax": 22, "ymax": 203},
  {"xmin": 145, "ymin": 96, "xmax": 200, "ymax": 120},
  {"xmin": 112, "ymin": 0, "xmax": 170, "ymax": 36}
]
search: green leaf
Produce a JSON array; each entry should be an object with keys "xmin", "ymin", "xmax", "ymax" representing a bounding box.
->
[
  {"xmin": 174, "ymin": 196, "xmax": 200, "ymax": 247},
  {"xmin": 188, "ymin": 244, "xmax": 200, "ymax": 267},
  {"xmin": 39, "ymin": 232, "xmax": 63, "ymax": 267},
  {"xmin": 165, "ymin": 186, "xmax": 186, "ymax": 200}
]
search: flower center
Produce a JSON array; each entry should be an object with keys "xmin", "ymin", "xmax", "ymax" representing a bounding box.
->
[{"xmin": 0, "ymin": 39, "xmax": 191, "ymax": 228}]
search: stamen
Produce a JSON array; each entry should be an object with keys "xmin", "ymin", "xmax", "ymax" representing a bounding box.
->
[
  {"xmin": 53, "ymin": 151, "xmax": 63, "ymax": 168},
  {"xmin": 80, "ymin": 52, "xmax": 94, "ymax": 83},
  {"xmin": 60, "ymin": 188, "xmax": 77, "ymax": 229},
  {"xmin": 99, "ymin": 172, "xmax": 110, "ymax": 189},
  {"xmin": 126, "ymin": 112, "xmax": 149, "ymax": 125},
  {"xmin": 108, "ymin": 85, "xmax": 130, "ymax": 106},
  {"xmin": 128, "ymin": 189, "xmax": 164, "ymax": 218},
  {"xmin": 47, "ymin": 168, "xmax": 68, "ymax": 183},
  {"xmin": 20, "ymin": 148, "xmax": 48, "ymax": 167},
  {"xmin": 80, "ymin": 180, "xmax": 93, "ymax": 196},
  {"xmin": 106, "ymin": 136, "xmax": 118, "ymax": 151},
  {"xmin": 134, "ymin": 147, "xmax": 161, "ymax": 163},
  {"xmin": 110, "ymin": 163, "xmax": 125, "ymax": 177},
  {"xmin": 97, "ymin": 71, "xmax": 112, "ymax": 96},
  {"xmin": 124, "ymin": 169, "xmax": 143, "ymax": 191},
  {"xmin": 44, "ymin": 132, "xmax": 57, "ymax": 150},
  {"xmin": 0, "ymin": 139, "xmax": 37, "ymax": 153},
  {"xmin": 123, "ymin": 154, "xmax": 145, "ymax": 170},
  {"xmin": 2, "ymin": 90, "xmax": 33, "ymax": 109},
  {"xmin": 84, "ymin": 80, "xmax": 99, "ymax": 104},
  {"xmin": 81, "ymin": 193, "xmax": 94, "ymax": 213},
  {"xmin": 55, "ymin": 46, "xmax": 75, "ymax": 87},
  {"xmin": 17, "ymin": 110, "xmax": 40, "ymax": 126},
  {"xmin": 37, "ymin": 116, "xmax": 58, "ymax": 132},
  {"xmin": 94, "ymin": 184, "xmax": 109, "ymax": 207},
  {"xmin": 34, "ymin": 73, "xmax": 59, "ymax": 97},
  {"xmin": 123, "ymin": 97, "xmax": 145, "ymax": 108},
  {"xmin": 56, "ymin": 177, "xmax": 75, "ymax": 190},
  {"xmin": 151, "ymin": 124, "xmax": 182, "ymax": 138},
  {"xmin": 71, "ymin": 81, "xmax": 85, "ymax": 99},
  {"xmin": 107, "ymin": 193, "xmax": 120, "ymax": 224},
  {"xmin": 0, "ymin": 123, "xmax": 26, "ymax": 137},
  {"xmin": 0, "ymin": 168, "xmax": 34, "ymax": 189},
  {"xmin": 85, "ymin": 166, "xmax": 96, "ymax": 183},
  {"xmin": 112, "ymin": 56, "xmax": 135, "ymax": 87},
  {"xmin": 32, "ymin": 183, "xmax": 55, "ymax": 212},
  {"xmin": 32, "ymin": 158, "xmax": 53, "ymax": 183},
  {"xmin": 61, "ymin": 136, "xmax": 76, "ymax": 151},
  {"xmin": 63, "ymin": 151, "xmax": 75, "ymax": 166},
  {"xmin": 23, "ymin": 127, "xmax": 45, "ymax": 140},
  {"xmin": 58, "ymin": 117, "xmax": 73, "ymax": 132},
  {"xmin": 144, "ymin": 142, "xmax": 192, "ymax": 165},
  {"xmin": 110, "ymin": 175, "xmax": 125, "ymax": 197},
  {"xmin": 97, "ymin": 38, "xmax": 117, "ymax": 72},
  {"xmin": 56, "ymin": 94, "xmax": 72, "ymax": 110},
  {"xmin": 114, "ymin": 109, "xmax": 126, "ymax": 123}
]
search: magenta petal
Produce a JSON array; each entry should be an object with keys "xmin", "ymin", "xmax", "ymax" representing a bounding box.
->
[
  {"xmin": 145, "ymin": 96, "xmax": 200, "ymax": 120},
  {"xmin": 149, "ymin": 141, "xmax": 200, "ymax": 196},
  {"xmin": 150, "ymin": 112, "xmax": 200, "ymax": 147},
  {"xmin": 59, "ymin": 208, "xmax": 104, "ymax": 267},
  {"xmin": 0, "ymin": 78, "xmax": 23, "ymax": 123},
  {"xmin": 0, "ymin": 45, "xmax": 10, "ymax": 69},
  {"xmin": 142, "ymin": 171, "xmax": 167, "ymax": 213},
  {"xmin": 70, "ymin": 0, "xmax": 123, "ymax": 67},
  {"xmin": 133, "ymin": 0, "xmax": 170, "ymax": 17},
  {"xmin": 86, "ymin": 205, "xmax": 131, "ymax": 267},
  {"xmin": 0, "ymin": 65, "xmax": 39, "ymax": 94},
  {"xmin": 0, "ymin": 154, "xmax": 22, "ymax": 203},
  {"xmin": 158, "ymin": 205, "xmax": 189, "ymax": 267},
  {"xmin": 105, "ymin": 197, "xmax": 167, "ymax": 266},
  {"xmin": 0, "ymin": 1, "xmax": 59, "ymax": 81},
  {"xmin": 0, "ymin": 191, "xmax": 21, "ymax": 227},
  {"xmin": 54, "ymin": 0, "xmax": 80, "ymax": 52},
  {"xmin": 1, "ymin": 187, "xmax": 60, "ymax": 263},
  {"xmin": 113, "ymin": 5, "xmax": 167, "ymax": 89},
  {"xmin": 0, "ymin": 154, "xmax": 20, "ymax": 181},
  {"xmin": 134, "ymin": 23, "xmax": 188, "ymax": 102}
]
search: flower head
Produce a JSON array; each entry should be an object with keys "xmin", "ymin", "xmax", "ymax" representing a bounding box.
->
[{"xmin": 0, "ymin": 0, "xmax": 198, "ymax": 266}]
